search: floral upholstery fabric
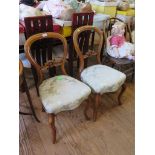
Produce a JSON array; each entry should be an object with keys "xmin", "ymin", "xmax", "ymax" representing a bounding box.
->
[
  {"xmin": 39, "ymin": 75, "xmax": 91, "ymax": 114},
  {"xmin": 81, "ymin": 65, "xmax": 126, "ymax": 94}
]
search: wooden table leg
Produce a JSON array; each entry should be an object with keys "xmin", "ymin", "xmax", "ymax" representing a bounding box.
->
[{"xmin": 68, "ymin": 39, "xmax": 74, "ymax": 77}]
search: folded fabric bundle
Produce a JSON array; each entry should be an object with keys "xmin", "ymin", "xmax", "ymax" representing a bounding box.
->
[
  {"xmin": 19, "ymin": 4, "xmax": 46, "ymax": 21},
  {"xmin": 37, "ymin": 0, "xmax": 93, "ymax": 21}
]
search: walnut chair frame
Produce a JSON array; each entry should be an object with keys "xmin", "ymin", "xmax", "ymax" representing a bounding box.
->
[
  {"xmin": 24, "ymin": 32, "xmax": 90, "ymax": 143},
  {"xmin": 24, "ymin": 32, "xmax": 67, "ymax": 144},
  {"xmin": 73, "ymin": 25, "xmax": 126, "ymax": 121},
  {"xmin": 102, "ymin": 17, "xmax": 135, "ymax": 81}
]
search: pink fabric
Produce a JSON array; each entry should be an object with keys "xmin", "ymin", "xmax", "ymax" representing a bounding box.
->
[
  {"xmin": 19, "ymin": 22, "xmax": 25, "ymax": 33},
  {"xmin": 109, "ymin": 35, "xmax": 125, "ymax": 48}
]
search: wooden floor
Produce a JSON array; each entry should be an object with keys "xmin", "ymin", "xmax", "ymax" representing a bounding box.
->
[{"xmin": 19, "ymin": 81, "xmax": 134, "ymax": 155}]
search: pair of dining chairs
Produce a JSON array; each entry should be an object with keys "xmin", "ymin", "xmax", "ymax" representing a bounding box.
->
[{"xmin": 24, "ymin": 25, "xmax": 126, "ymax": 144}]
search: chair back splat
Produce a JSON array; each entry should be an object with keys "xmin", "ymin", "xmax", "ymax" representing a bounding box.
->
[
  {"xmin": 73, "ymin": 25, "xmax": 104, "ymax": 74},
  {"xmin": 72, "ymin": 12, "xmax": 94, "ymax": 32},
  {"xmin": 24, "ymin": 15, "xmax": 54, "ymax": 38},
  {"xmin": 24, "ymin": 32, "xmax": 68, "ymax": 86}
]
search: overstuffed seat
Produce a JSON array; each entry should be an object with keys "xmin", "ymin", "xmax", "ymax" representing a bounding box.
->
[
  {"xmin": 81, "ymin": 64, "xmax": 126, "ymax": 94},
  {"xmin": 39, "ymin": 75, "xmax": 91, "ymax": 114}
]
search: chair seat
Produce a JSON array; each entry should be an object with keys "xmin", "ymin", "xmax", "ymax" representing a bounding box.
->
[
  {"xmin": 39, "ymin": 75, "xmax": 91, "ymax": 114},
  {"xmin": 107, "ymin": 54, "xmax": 134, "ymax": 65},
  {"xmin": 81, "ymin": 65, "xmax": 126, "ymax": 94}
]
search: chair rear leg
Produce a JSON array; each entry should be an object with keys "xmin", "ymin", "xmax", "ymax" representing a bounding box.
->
[
  {"xmin": 48, "ymin": 114, "xmax": 56, "ymax": 144},
  {"xmin": 31, "ymin": 68, "xmax": 39, "ymax": 96},
  {"xmin": 93, "ymin": 94, "xmax": 101, "ymax": 121},
  {"xmin": 84, "ymin": 97, "xmax": 91, "ymax": 120},
  {"xmin": 118, "ymin": 84, "xmax": 126, "ymax": 105}
]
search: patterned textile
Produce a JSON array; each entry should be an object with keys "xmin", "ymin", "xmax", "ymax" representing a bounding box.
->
[
  {"xmin": 81, "ymin": 64, "xmax": 126, "ymax": 94},
  {"xmin": 39, "ymin": 75, "xmax": 91, "ymax": 114}
]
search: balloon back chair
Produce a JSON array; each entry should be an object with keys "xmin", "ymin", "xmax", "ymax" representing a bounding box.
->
[
  {"xmin": 73, "ymin": 25, "xmax": 126, "ymax": 121},
  {"xmin": 24, "ymin": 32, "xmax": 91, "ymax": 143},
  {"xmin": 102, "ymin": 17, "xmax": 135, "ymax": 80}
]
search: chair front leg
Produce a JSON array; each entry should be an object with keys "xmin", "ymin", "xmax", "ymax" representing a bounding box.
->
[
  {"xmin": 93, "ymin": 94, "xmax": 101, "ymax": 121},
  {"xmin": 118, "ymin": 84, "xmax": 126, "ymax": 105},
  {"xmin": 48, "ymin": 114, "xmax": 56, "ymax": 144}
]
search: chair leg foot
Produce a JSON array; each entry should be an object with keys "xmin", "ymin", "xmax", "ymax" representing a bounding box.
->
[
  {"xmin": 48, "ymin": 114, "xmax": 56, "ymax": 144},
  {"xmin": 93, "ymin": 94, "xmax": 101, "ymax": 121},
  {"xmin": 84, "ymin": 98, "xmax": 91, "ymax": 120},
  {"xmin": 118, "ymin": 84, "xmax": 126, "ymax": 105}
]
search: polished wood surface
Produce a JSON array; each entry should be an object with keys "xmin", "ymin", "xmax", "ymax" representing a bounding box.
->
[{"xmin": 19, "ymin": 82, "xmax": 134, "ymax": 155}]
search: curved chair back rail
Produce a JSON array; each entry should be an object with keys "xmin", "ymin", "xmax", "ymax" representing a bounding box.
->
[
  {"xmin": 24, "ymin": 32, "xmax": 68, "ymax": 85},
  {"xmin": 73, "ymin": 25, "xmax": 104, "ymax": 74}
]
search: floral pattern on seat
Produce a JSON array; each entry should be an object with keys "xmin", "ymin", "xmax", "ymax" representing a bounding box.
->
[
  {"xmin": 81, "ymin": 65, "xmax": 126, "ymax": 94},
  {"xmin": 39, "ymin": 75, "xmax": 91, "ymax": 114}
]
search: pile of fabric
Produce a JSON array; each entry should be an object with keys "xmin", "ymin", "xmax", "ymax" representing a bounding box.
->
[{"xmin": 19, "ymin": 0, "xmax": 93, "ymax": 21}]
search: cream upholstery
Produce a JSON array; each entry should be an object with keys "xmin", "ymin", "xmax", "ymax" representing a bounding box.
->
[
  {"xmin": 81, "ymin": 65, "xmax": 126, "ymax": 94},
  {"xmin": 39, "ymin": 75, "xmax": 91, "ymax": 114}
]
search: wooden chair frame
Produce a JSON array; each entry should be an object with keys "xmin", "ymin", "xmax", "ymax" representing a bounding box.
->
[
  {"xmin": 25, "ymin": 32, "xmax": 90, "ymax": 143},
  {"xmin": 73, "ymin": 25, "xmax": 126, "ymax": 121},
  {"xmin": 102, "ymin": 17, "xmax": 134, "ymax": 80}
]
